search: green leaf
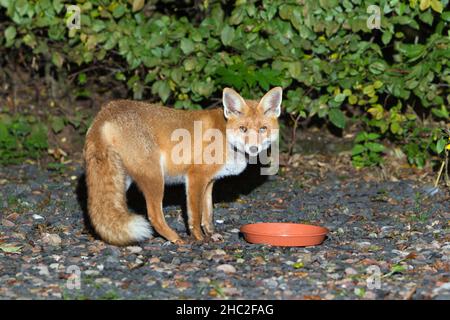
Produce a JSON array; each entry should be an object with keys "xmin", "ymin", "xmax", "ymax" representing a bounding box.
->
[
  {"xmin": 419, "ymin": 11, "xmax": 434, "ymax": 25},
  {"xmin": 328, "ymin": 108, "xmax": 346, "ymax": 129},
  {"xmin": 420, "ymin": 0, "xmax": 431, "ymax": 11},
  {"xmin": 23, "ymin": 33, "xmax": 37, "ymax": 48},
  {"xmin": 390, "ymin": 122, "xmax": 402, "ymax": 134},
  {"xmin": 153, "ymin": 80, "xmax": 171, "ymax": 102},
  {"xmin": 115, "ymin": 72, "xmax": 126, "ymax": 81},
  {"xmin": 220, "ymin": 25, "xmax": 235, "ymax": 46},
  {"xmin": 78, "ymin": 73, "xmax": 87, "ymax": 85},
  {"xmin": 15, "ymin": 0, "xmax": 28, "ymax": 15},
  {"xmin": 367, "ymin": 133, "xmax": 380, "ymax": 140},
  {"xmin": 112, "ymin": 4, "xmax": 126, "ymax": 18},
  {"xmin": 53, "ymin": 0, "xmax": 64, "ymax": 14},
  {"xmin": 4, "ymin": 26, "xmax": 16, "ymax": 44},
  {"xmin": 366, "ymin": 142, "xmax": 385, "ymax": 153},
  {"xmin": 388, "ymin": 264, "xmax": 407, "ymax": 275},
  {"xmin": 51, "ymin": 52, "xmax": 64, "ymax": 68},
  {"xmin": 363, "ymin": 85, "xmax": 375, "ymax": 96},
  {"xmin": 373, "ymin": 81, "xmax": 384, "ymax": 89},
  {"xmin": 0, "ymin": 244, "xmax": 22, "ymax": 254},
  {"xmin": 180, "ymin": 38, "xmax": 195, "ymax": 55},
  {"xmin": 442, "ymin": 11, "xmax": 450, "ymax": 22},
  {"xmin": 348, "ymin": 95, "xmax": 358, "ymax": 105},
  {"xmin": 369, "ymin": 62, "xmax": 386, "ymax": 74},
  {"xmin": 398, "ymin": 43, "xmax": 425, "ymax": 59},
  {"xmin": 51, "ymin": 116, "xmax": 65, "ymax": 133},
  {"xmin": 431, "ymin": 105, "xmax": 449, "ymax": 119},
  {"xmin": 352, "ymin": 144, "xmax": 366, "ymax": 156},
  {"xmin": 334, "ymin": 93, "xmax": 346, "ymax": 103},
  {"xmin": 382, "ymin": 31, "xmax": 392, "ymax": 45},
  {"xmin": 436, "ymin": 138, "xmax": 446, "ymax": 154},
  {"xmin": 355, "ymin": 132, "xmax": 368, "ymax": 143},
  {"xmin": 354, "ymin": 287, "xmax": 365, "ymax": 298},
  {"xmin": 430, "ymin": 0, "xmax": 443, "ymax": 13}
]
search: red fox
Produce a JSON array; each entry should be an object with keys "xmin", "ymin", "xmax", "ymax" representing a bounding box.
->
[{"xmin": 83, "ymin": 87, "xmax": 282, "ymax": 245}]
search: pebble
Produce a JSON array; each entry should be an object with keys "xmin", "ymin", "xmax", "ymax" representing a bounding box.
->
[
  {"xmin": 433, "ymin": 282, "xmax": 450, "ymax": 294},
  {"xmin": 85, "ymin": 270, "xmax": 100, "ymax": 276},
  {"xmin": 41, "ymin": 233, "xmax": 62, "ymax": 246},
  {"xmin": 49, "ymin": 263, "xmax": 59, "ymax": 269},
  {"xmin": 198, "ymin": 277, "xmax": 211, "ymax": 283},
  {"xmin": 364, "ymin": 291, "xmax": 377, "ymax": 299},
  {"xmin": 345, "ymin": 267, "xmax": 358, "ymax": 275},
  {"xmin": 105, "ymin": 256, "xmax": 119, "ymax": 264},
  {"xmin": 213, "ymin": 249, "xmax": 226, "ymax": 255},
  {"xmin": 356, "ymin": 242, "xmax": 372, "ymax": 249},
  {"xmin": 216, "ymin": 264, "xmax": 236, "ymax": 274},
  {"xmin": 126, "ymin": 246, "xmax": 143, "ymax": 254},
  {"xmin": 149, "ymin": 257, "xmax": 160, "ymax": 264},
  {"xmin": 34, "ymin": 265, "xmax": 50, "ymax": 277},
  {"xmin": 2, "ymin": 219, "xmax": 15, "ymax": 227},
  {"xmin": 262, "ymin": 279, "xmax": 278, "ymax": 289}
]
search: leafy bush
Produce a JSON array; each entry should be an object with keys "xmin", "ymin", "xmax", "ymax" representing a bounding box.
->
[
  {"xmin": 0, "ymin": 113, "xmax": 48, "ymax": 164},
  {"xmin": 0, "ymin": 0, "xmax": 449, "ymax": 167}
]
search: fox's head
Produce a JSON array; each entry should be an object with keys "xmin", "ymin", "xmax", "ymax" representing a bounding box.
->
[{"xmin": 223, "ymin": 87, "xmax": 282, "ymax": 157}]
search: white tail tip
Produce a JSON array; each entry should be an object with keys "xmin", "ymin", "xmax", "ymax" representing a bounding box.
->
[{"xmin": 128, "ymin": 215, "xmax": 152, "ymax": 241}]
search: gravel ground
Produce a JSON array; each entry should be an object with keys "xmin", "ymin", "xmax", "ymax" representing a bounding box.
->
[{"xmin": 0, "ymin": 160, "xmax": 449, "ymax": 300}]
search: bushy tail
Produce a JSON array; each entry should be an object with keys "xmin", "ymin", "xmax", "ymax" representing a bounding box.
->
[{"xmin": 84, "ymin": 141, "xmax": 151, "ymax": 245}]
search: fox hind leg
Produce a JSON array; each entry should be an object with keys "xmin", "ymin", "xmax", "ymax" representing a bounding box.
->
[{"xmin": 132, "ymin": 165, "xmax": 181, "ymax": 243}]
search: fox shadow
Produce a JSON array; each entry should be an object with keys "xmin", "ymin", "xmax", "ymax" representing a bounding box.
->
[{"xmin": 76, "ymin": 163, "xmax": 268, "ymax": 237}]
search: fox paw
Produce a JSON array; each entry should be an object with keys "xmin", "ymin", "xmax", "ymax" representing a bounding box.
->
[
  {"xmin": 190, "ymin": 228, "xmax": 204, "ymax": 242},
  {"xmin": 162, "ymin": 238, "xmax": 185, "ymax": 246},
  {"xmin": 201, "ymin": 222, "xmax": 215, "ymax": 236},
  {"xmin": 173, "ymin": 238, "xmax": 186, "ymax": 245}
]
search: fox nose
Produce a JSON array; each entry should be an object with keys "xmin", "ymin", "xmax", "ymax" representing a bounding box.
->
[{"xmin": 249, "ymin": 145, "xmax": 259, "ymax": 154}]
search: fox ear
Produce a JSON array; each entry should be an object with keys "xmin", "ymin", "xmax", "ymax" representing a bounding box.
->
[
  {"xmin": 260, "ymin": 87, "xmax": 282, "ymax": 118},
  {"xmin": 223, "ymin": 88, "xmax": 245, "ymax": 119}
]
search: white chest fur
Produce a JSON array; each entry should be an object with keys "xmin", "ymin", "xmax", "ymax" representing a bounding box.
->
[{"xmin": 214, "ymin": 147, "xmax": 247, "ymax": 179}]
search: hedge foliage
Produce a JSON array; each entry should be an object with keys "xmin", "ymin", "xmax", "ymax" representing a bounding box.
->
[{"xmin": 0, "ymin": 0, "xmax": 449, "ymax": 167}]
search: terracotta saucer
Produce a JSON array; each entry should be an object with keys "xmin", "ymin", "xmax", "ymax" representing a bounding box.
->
[{"xmin": 240, "ymin": 222, "xmax": 329, "ymax": 247}]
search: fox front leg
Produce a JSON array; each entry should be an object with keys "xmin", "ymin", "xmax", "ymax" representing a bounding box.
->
[
  {"xmin": 186, "ymin": 174, "xmax": 208, "ymax": 241},
  {"xmin": 201, "ymin": 181, "xmax": 215, "ymax": 236}
]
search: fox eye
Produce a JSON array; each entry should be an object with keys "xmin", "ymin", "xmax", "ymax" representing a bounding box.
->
[
  {"xmin": 239, "ymin": 126, "xmax": 247, "ymax": 133},
  {"xmin": 259, "ymin": 126, "xmax": 267, "ymax": 133}
]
